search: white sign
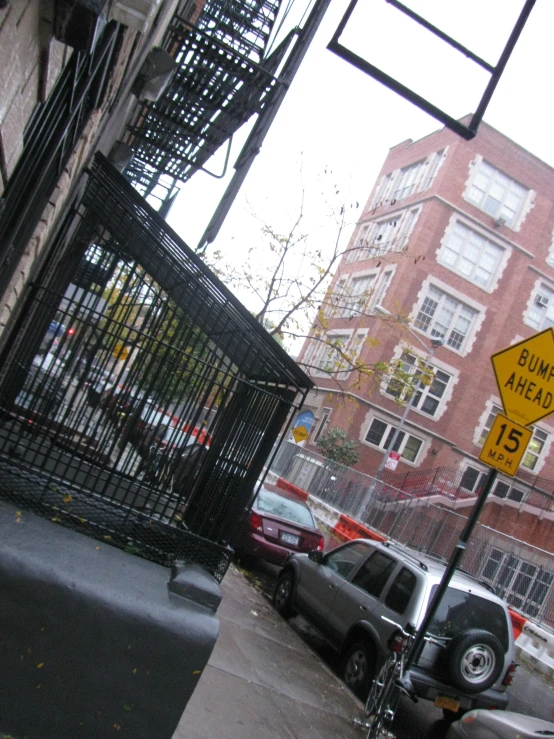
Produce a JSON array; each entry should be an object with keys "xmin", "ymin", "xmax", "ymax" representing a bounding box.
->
[{"xmin": 384, "ymin": 451, "xmax": 401, "ymax": 470}]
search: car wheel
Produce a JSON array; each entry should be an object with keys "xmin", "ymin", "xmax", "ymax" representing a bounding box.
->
[
  {"xmin": 273, "ymin": 570, "xmax": 295, "ymax": 618},
  {"xmin": 342, "ymin": 639, "xmax": 376, "ymax": 700},
  {"xmin": 447, "ymin": 629, "xmax": 504, "ymax": 693}
]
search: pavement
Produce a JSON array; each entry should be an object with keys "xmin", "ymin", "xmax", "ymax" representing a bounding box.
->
[{"xmin": 172, "ymin": 563, "xmax": 365, "ymax": 739}]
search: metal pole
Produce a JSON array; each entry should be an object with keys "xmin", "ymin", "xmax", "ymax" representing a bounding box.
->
[{"xmin": 405, "ymin": 467, "xmax": 498, "ymax": 669}]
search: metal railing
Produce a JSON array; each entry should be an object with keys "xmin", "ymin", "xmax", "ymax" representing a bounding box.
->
[{"xmin": 269, "ymin": 441, "xmax": 554, "ymax": 629}]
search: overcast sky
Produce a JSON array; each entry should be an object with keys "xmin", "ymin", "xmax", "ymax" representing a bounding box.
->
[{"xmin": 167, "ymin": 0, "xmax": 554, "ymax": 312}]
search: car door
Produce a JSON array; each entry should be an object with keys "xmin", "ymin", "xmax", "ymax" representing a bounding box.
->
[
  {"xmin": 323, "ymin": 549, "xmax": 399, "ymax": 645},
  {"xmin": 295, "ymin": 541, "xmax": 374, "ymax": 637}
]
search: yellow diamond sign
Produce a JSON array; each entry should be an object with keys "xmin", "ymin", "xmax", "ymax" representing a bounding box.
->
[
  {"xmin": 491, "ymin": 328, "xmax": 554, "ymax": 426},
  {"xmin": 292, "ymin": 425, "xmax": 309, "ymax": 443}
]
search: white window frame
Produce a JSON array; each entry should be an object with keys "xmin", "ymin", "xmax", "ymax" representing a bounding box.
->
[
  {"xmin": 304, "ymin": 329, "xmax": 366, "ymax": 380},
  {"xmin": 463, "ymin": 156, "xmax": 531, "ymax": 230},
  {"xmin": 358, "ymin": 207, "xmax": 421, "ymax": 260},
  {"xmin": 313, "ymin": 408, "xmax": 332, "ymax": 442},
  {"xmin": 363, "ymin": 416, "xmax": 424, "ymax": 464},
  {"xmin": 438, "ymin": 219, "xmax": 506, "ymax": 291},
  {"xmin": 370, "ymin": 149, "xmax": 446, "ymax": 208},
  {"xmin": 383, "ymin": 349, "xmax": 453, "ymax": 419},
  {"xmin": 413, "ymin": 284, "xmax": 479, "ymax": 353},
  {"xmin": 524, "ymin": 280, "xmax": 554, "ymax": 331}
]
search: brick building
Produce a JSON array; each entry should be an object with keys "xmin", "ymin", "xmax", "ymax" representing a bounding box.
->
[{"xmin": 298, "ymin": 117, "xmax": 554, "ymax": 550}]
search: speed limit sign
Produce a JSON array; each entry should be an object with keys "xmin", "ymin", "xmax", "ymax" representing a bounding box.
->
[{"xmin": 478, "ymin": 413, "xmax": 532, "ymax": 477}]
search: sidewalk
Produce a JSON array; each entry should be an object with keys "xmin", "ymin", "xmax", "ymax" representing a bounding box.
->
[{"xmin": 172, "ymin": 564, "xmax": 365, "ymax": 739}]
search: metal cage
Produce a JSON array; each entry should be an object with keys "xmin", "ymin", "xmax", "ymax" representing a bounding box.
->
[{"xmin": 0, "ymin": 154, "xmax": 312, "ymax": 580}]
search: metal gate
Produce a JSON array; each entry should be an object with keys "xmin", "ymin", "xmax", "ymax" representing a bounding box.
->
[{"xmin": 0, "ymin": 154, "xmax": 311, "ymax": 580}]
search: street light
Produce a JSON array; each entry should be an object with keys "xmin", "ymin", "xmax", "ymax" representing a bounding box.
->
[{"xmin": 372, "ymin": 305, "xmax": 443, "ymax": 480}]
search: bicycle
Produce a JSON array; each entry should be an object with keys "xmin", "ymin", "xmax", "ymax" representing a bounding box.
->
[{"xmin": 352, "ymin": 616, "xmax": 419, "ymax": 739}]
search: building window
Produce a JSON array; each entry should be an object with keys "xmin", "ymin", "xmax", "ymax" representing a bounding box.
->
[
  {"xmin": 357, "ymin": 207, "xmax": 420, "ymax": 260},
  {"xmin": 313, "ymin": 409, "xmax": 331, "ymax": 442},
  {"xmin": 364, "ymin": 418, "xmax": 423, "ymax": 463},
  {"xmin": 477, "ymin": 404, "xmax": 549, "ymax": 472},
  {"xmin": 460, "ymin": 465, "xmax": 487, "ymax": 494},
  {"xmin": 385, "ymin": 352, "xmax": 451, "ymax": 418},
  {"xmin": 304, "ymin": 330, "xmax": 366, "ymax": 380},
  {"xmin": 465, "ymin": 159, "xmax": 528, "ymax": 228},
  {"xmin": 370, "ymin": 149, "xmax": 445, "ymax": 208},
  {"xmin": 347, "ymin": 224, "xmax": 370, "ymax": 263},
  {"xmin": 525, "ymin": 283, "xmax": 554, "ymax": 330},
  {"xmin": 414, "ymin": 285, "xmax": 478, "ymax": 352},
  {"xmin": 345, "ymin": 274, "xmax": 377, "ymax": 317},
  {"xmin": 439, "ymin": 221, "xmax": 503, "ymax": 289},
  {"xmin": 480, "ymin": 549, "xmax": 554, "ymax": 617},
  {"xmin": 372, "ymin": 269, "xmax": 393, "ymax": 309}
]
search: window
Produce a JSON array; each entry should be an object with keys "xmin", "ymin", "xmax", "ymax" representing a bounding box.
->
[
  {"xmin": 439, "ymin": 222, "xmax": 503, "ymax": 289},
  {"xmin": 460, "ymin": 466, "xmax": 487, "ymax": 494},
  {"xmin": 526, "ymin": 283, "xmax": 554, "ymax": 330},
  {"xmin": 370, "ymin": 149, "xmax": 445, "ymax": 208},
  {"xmin": 324, "ymin": 541, "xmax": 372, "ymax": 579},
  {"xmin": 372, "ymin": 269, "xmax": 393, "ymax": 309},
  {"xmin": 385, "ymin": 568, "xmax": 417, "ymax": 614},
  {"xmin": 385, "ymin": 352, "xmax": 451, "ymax": 417},
  {"xmin": 414, "ymin": 286, "xmax": 478, "ymax": 352},
  {"xmin": 481, "ymin": 549, "xmax": 554, "ymax": 618},
  {"xmin": 365, "ymin": 418, "xmax": 423, "ymax": 463},
  {"xmin": 313, "ymin": 409, "xmax": 331, "ymax": 442},
  {"xmin": 477, "ymin": 404, "xmax": 549, "ymax": 472},
  {"xmin": 359, "ymin": 207, "xmax": 420, "ymax": 259},
  {"xmin": 393, "ymin": 160, "xmax": 426, "ymax": 200},
  {"xmin": 465, "ymin": 159, "xmax": 528, "ymax": 227},
  {"xmin": 304, "ymin": 330, "xmax": 366, "ymax": 379},
  {"xmin": 347, "ymin": 224, "xmax": 370, "ymax": 263},
  {"xmin": 352, "ymin": 551, "xmax": 396, "ymax": 598},
  {"xmin": 428, "ymin": 586, "xmax": 510, "ymax": 650},
  {"xmin": 343, "ymin": 274, "xmax": 377, "ymax": 316},
  {"xmin": 522, "ymin": 427, "xmax": 548, "ymax": 471}
]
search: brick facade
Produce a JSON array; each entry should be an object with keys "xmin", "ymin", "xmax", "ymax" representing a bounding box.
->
[{"xmin": 299, "ymin": 119, "xmax": 554, "ymax": 549}]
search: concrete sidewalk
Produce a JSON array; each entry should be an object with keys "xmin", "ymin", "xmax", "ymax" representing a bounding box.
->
[{"xmin": 173, "ymin": 564, "xmax": 364, "ymax": 739}]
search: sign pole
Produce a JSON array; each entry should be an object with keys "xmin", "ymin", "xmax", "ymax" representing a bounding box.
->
[{"xmin": 406, "ymin": 467, "xmax": 498, "ymax": 669}]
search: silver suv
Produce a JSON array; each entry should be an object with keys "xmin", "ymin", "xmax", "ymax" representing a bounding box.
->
[{"xmin": 273, "ymin": 539, "xmax": 517, "ymax": 718}]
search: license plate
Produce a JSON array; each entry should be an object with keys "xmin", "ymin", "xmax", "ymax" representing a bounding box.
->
[
  {"xmin": 281, "ymin": 532, "xmax": 300, "ymax": 546},
  {"xmin": 434, "ymin": 696, "xmax": 460, "ymax": 712}
]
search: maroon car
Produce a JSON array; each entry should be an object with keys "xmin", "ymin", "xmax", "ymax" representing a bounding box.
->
[{"xmin": 235, "ymin": 484, "xmax": 324, "ymax": 566}]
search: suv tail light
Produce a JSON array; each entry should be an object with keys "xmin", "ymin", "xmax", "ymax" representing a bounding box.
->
[
  {"xmin": 249, "ymin": 512, "xmax": 263, "ymax": 531},
  {"xmin": 388, "ymin": 630, "xmax": 409, "ymax": 654},
  {"xmin": 502, "ymin": 661, "xmax": 518, "ymax": 686}
]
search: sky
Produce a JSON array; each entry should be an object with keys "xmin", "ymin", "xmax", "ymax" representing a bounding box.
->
[{"xmin": 167, "ymin": 0, "xmax": 554, "ymax": 334}]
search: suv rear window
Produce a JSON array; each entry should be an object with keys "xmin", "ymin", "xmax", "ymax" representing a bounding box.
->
[{"xmin": 428, "ymin": 586, "xmax": 509, "ymax": 650}]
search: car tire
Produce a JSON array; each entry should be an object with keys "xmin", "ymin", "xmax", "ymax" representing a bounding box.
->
[
  {"xmin": 342, "ymin": 639, "xmax": 376, "ymax": 700},
  {"xmin": 447, "ymin": 629, "xmax": 504, "ymax": 694},
  {"xmin": 273, "ymin": 569, "xmax": 296, "ymax": 619}
]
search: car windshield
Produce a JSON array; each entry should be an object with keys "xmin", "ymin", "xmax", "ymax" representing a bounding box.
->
[
  {"xmin": 254, "ymin": 489, "xmax": 315, "ymax": 527},
  {"xmin": 427, "ymin": 585, "xmax": 509, "ymax": 650}
]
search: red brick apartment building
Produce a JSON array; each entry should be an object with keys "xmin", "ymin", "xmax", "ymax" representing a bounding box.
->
[{"xmin": 298, "ymin": 118, "xmax": 554, "ymax": 550}]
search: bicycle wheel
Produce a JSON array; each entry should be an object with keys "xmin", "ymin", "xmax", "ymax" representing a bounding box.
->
[{"xmin": 364, "ymin": 658, "xmax": 401, "ymax": 739}]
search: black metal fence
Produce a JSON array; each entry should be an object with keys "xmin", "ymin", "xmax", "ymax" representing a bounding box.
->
[{"xmin": 0, "ymin": 155, "xmax": 311, "ymax": 580}]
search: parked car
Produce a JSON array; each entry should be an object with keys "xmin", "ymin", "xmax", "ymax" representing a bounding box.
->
[
  {"xmin": 273, "ymin": 539, "xmax": 517, "ymax": 717},
  {"xmin": 234, "ymin": 484, "xmax": 324, "ymax": 566},
  {"xmin": 446, "ymin": 709, "xmax": 554, "ymax": 738}
]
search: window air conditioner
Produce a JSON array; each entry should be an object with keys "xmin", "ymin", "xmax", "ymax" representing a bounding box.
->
[
  {"xmin": 535, "ymin": 294, "xmax": 549, "ymax": 308},
  {"xmin": 493, "ymin": 216, "xmax": 507, "ymax": 227}
]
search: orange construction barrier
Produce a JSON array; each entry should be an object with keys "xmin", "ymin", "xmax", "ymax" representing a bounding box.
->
[
  {"xmin": 275, "ymin": 478, "xmax": 310, "ymax": 501},
  {"xmin": 508, "ymin": 608, "xmax": 526, "ymax": 640},
  {"xmin": 333, "ymin": 514, "xmax": 387, "ymax": 543}
]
